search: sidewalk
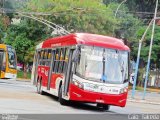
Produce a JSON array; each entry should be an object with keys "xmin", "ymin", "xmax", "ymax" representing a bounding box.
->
[
  {"xmin": 16, "ymin": 78, "xmax": 31, "ymax": 82},
  {"xmin": 127, "ymin": 90, "xmax": 160, "ymax": 105}
]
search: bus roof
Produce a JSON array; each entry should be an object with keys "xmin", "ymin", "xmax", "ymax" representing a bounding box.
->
[{"xmin": 42, "ymin": 33, "xmax": 130, "ymax": 51}]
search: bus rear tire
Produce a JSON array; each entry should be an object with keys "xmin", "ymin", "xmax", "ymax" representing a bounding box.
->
[
  {"xmin": 58, "ymin": 85, "xmax": 67, "ymax": 105},
  {"xmin": 97, "ymin": 103, "xmax": 110, "ymax": 111},
  {"xmin": 37, "ymin": 79, "xmax": 45, "ymax": 95}
]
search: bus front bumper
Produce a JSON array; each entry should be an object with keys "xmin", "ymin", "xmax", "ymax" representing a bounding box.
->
[{"xmin": 69, "ymin": 84, "xmax": 128, "ymax": 107}]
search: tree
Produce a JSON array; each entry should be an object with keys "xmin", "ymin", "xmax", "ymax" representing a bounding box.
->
[
  {"xmin": 0, "ymin": 15, "xmax": 10, "ymax": 43},
  {"xmin": 25, "ymin": 0, "xmax": 141, "ymax": 39},
  {"xmin": 4, "ymin": 18, "xmax": 49, "ymax": 68},
  {"xmin": 135, "ymin": 25, "xmax": 160, "ymax": 69},
  {"xmin": 25, "ymin": 0, "xmax": 119, "ymax": 35},
  {"xmin": 3, "ymin": 0, "xmax": 145, "ymax": 79},
  {"xmin": 0, "ymin": 17, "xmax": 5, "ymax": 43}
]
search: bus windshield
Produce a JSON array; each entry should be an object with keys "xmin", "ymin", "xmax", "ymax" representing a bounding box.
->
[
  {"xmin": 76, "ymin": 46, "xmax": 129, "ymax": 84},
  {"xmin": 7, "ymin": 46, "xmax": 17, "ymax": 69}
]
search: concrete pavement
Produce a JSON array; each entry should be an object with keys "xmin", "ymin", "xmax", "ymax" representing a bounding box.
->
[
  {"xmin": 16, "ymin": 78, "xmax": 160, "ymax": 105},
  {"xmin": 0, "ymin": 79, "xmax": 160, "ymax": 114},
  {"xmin": 128, "ymin": 90, "xmax": 160, "ymax": 105}
]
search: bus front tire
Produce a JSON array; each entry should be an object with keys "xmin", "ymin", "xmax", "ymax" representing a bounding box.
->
[
  {"xmin": 58, "ymin": 85, "xmax": 67, "ymax": 105},
  {"xmin": 97, "ymin": 103, "xmax": 110, "ymax": 111}
]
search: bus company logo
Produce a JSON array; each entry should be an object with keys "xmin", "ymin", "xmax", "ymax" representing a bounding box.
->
[
  {"xmin": 112, "ymin": 89, "xmax": 118, "ymax": 93},
  {"xmin": 41, "ymin": 68, "xmax": 45, "ymax": 73},
  {"xmin": 51, "ymin": 43, "xmax": 61, "ymax": 47},
  {"xmin": 1, "ymin": 114, "xmax": 18, "ymax": 120},
  {"xmin": 45, "ymin": 70, "xmax": 48, "ymax": 76}
]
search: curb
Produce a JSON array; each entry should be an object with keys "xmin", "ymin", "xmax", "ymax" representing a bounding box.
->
[
  {"xmin": 16, "ymin": 79, "xmax": 31, "ymax": 82},
  {"xmin": 128, "ymin": 99, "xmax": 160, "ymax": 105}
]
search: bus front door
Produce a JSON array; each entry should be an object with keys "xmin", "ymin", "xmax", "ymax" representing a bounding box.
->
[{"xmin": 63, "ymin": 49, "xmax": 74, "ymax": 96}]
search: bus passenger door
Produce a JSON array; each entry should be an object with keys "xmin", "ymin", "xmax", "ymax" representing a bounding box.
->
[
  {"xmin": 63, "ymin": 49, "xmax": 74, "ymax": 96},
  {"xmin": 33, "ymin": 51, "xmax": 40, "ymax": 85},
  {"xmin": 47, "ymin": 50, "xmax": 55, "ymax": 90}
]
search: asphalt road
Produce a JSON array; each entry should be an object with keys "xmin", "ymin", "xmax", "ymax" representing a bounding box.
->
[{"xmin": 0, "ymin": 79, "xmax": 160, "ymax": 120}]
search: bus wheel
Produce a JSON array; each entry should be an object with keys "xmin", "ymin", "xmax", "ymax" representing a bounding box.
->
[
  {"xmin": 37, "ymin": 79, "xmax": 44, "ymax": 95},
  {"xmin": 97, "ymin": 103, "xmax": 110, "ymax": 111},
  {"xmin": 58, "ymin": 85, "xmax": 67, "ymax": 105}
]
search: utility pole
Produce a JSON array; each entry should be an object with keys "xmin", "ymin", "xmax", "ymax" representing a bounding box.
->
[{"xmin": 142, "ymin": 0, "xmax": 158, "ymax": 100}]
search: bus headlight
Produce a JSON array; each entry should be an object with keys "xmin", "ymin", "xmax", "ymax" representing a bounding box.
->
[
  {"xmin": 119, "ymin": 87, "xmax": 128, "ymax": 94},
  {"xmin": 72, "ymin": 79, "xmax": 84, "ymax": 89}
]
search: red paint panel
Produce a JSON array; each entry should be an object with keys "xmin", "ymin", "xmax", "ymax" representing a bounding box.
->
[
  {"xmin": 37, "ymin": 66, "xmax": 50, "ymax": 87},
  {"xmin": 69, "ymin": 84, "xmax": 128, "ymax": 107},
  {"xmin": 42, "ymin": 33, "xmax": 130, "ymax": 51},
  {"xmin": 50, "ymin": 73, "xmax": 63, "ymax": 89}
]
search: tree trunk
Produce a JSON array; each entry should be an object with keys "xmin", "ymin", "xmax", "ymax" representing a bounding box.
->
[
  {"xmin": 157, "ymin": 69, "xmax": 160, "ymax": 88},
  {"xmin": 23, "ymin": 64, "xmax": 27, "ymax": 79},
  {"xmin": 137, "ymin": 80, "xmax": 141, "ymax": 87}
]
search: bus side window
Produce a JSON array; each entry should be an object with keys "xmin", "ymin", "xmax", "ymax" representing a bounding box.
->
[
  {"xmin": 58, "ymin": 48, "xmax": 65, "ymax": 73},
  {"xmin": 47, "ymin": 49, "xmax": 51, "ymax": 59},
  {"xmin": 46, "ymin": 49, "xmax": 51, "ymax": 66},
  {"xmin": 52, "ymin": 48, "xmax": 69, "ymax": 74},
  {"xmin": 44, "ymin": 49, "xmax": 48, "ymax": 59},
  {"xmin": 38, "ymin": 51, "xmax": 41, "ymax": 65},
  {"xmin": 63, "ymin": 48, "xmax": 69, "ymax": 73},
  {"xmin": 40, "ymin": 50, "xmax": 44, "ymax": 65},
  {"xmin": 53, "ymin": 49, "xmax": 59, "ymax": 73},
  {"xmin": 42, "ymin": 49, "xmax": 47, "ymax": 65},
  {"xmin": 52, "ymin": 50, "xmax": 56, "ymax": 72},
  {"xmin": 56, "ymin": 49, "xmax": 61, "ymax": 73}
]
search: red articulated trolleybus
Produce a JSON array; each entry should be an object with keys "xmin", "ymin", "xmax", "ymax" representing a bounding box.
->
[{"xmin": 32, "ymin": 33, "xmax": 130, "ymax": 110}]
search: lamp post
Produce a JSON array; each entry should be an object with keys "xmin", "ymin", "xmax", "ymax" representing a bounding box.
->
[
  {"xmin": 113, "ymin": 0, "xmax": 127, "ymax": 36},
  {"xmin": 142, "ymin": 0, "xmax": 158, "ymax": 100},
  {"xmin": 132, "ymin": 0, "xmax": 159, "ymax": 99},
  {"xmin": 114, "ymin": 0, "xmax": 127, "ymax": 17},
  {"xmin": 131, "ymin": 19, "xmax": 153, "ymax": 98}
]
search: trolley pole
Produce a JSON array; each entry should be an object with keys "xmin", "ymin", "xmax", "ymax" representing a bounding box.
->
[{"xmin": 142, "ymin": 0, "xmax": 158, "ymax": 100}]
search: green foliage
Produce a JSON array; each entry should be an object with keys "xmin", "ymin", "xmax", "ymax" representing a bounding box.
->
[
  {"xmin": 1, "ymin": 0, "xmax": 153, "ymax": 69},
  {"xmin": 5, "ymin": 31, "xmax": 34, "ymax": 64},
  {"xmin": 0, "ymin": 17, "xmax": 5, "ymax": 43},
  {"xmin": 4, "ymin": 19, "xmax": 49, "ymax": 65},
  {"xmin": 135, "ymin": 25, "xmax": 160, "ymax": 67},
  {"xmin": 0, "ymin": 15, "xmax": 8, "ymax": 43},
  {"xmin": 26, "ymin": 0, "xmax": 119, "ymax": 35},
  {"xmin": 25, "ymin": 0, "xmax": 141, "ymax": 40},
  {"xmin": 17, "ymin": 70, "xmax": 31, "ymax": 79}
]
